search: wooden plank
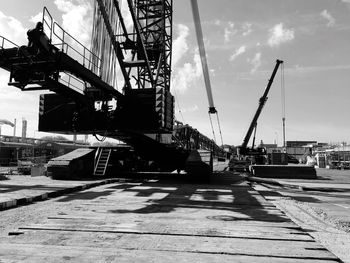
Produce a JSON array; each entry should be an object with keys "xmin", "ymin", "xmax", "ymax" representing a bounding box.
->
[
  {"xmin": 0, "ymin": 243, "xmax": 339, "ymax": 263},
  {"xmin": 0, "ymin": 181, "xmax": 341, "ymax": 262},
  {"xmin": 0, "ymin": 232, "xmax": 337, "ymax": 260}
]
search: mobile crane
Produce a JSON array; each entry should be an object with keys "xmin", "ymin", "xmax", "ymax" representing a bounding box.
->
[{"xmin": 236, "ymin": 59, "xmax": 284, "ymax": 165}]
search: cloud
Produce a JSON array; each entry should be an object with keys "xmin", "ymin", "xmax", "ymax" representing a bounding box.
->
[
  {"xmin": 224, "ymin": 21, "xmax": 236, "ymax": 43},
  {"xmin": 120, "ymin": 0, "xmax": 133, "ymax": 30},
  {"xmin": 242, "ymin": 23, "xmax": 252, "ymax": 36},
  {"xmin": 248, "ymin": 52, "xmax": 262, "ymax": 73},
  {"xmin": 54, "ymin": 0, "xmax": 93, "ymax": 47},
  {"xmin": 287, "ymin": 63, "xmax": 350, "ymax": 75},
  {"xmin": 171, "ymin": 24, "xmax": 205, "ymax": 93},
  {"xmin": 229, "ymin": 45, "xmax": 246, "ymax": 61},
  {"xmin": 267, "ymin": 23, "xmax": 294, "ymax": 47},
  {"xmin": 214, "ymin": 20, "xmax": 221, "ymax": 26},
  {"xmin": 172, "ymin": 51, "xmax": 201, "ymax": 94},
  {"xmin": 341, "ymin": 0, "xmax": 350, "ymax": 3},
  {"xmin": 0, "ymin": 11, "xmax": 27, "ymax": 45},
  {"xmin": 29, "ymin": 12, "xmax": 43, "ymax": 24},
  {"xmin": 0, "ymin": 12, "xmax": 40, "ymax": 136},
  {"xmin": 172, "ymin": 24, "xmax": 190, "ymax": 66},
  {"xmin": 178, "ymin": 105, "xmax": 199, "ymax": 113},
  {"xmin": 320, "ymin": 10, "xmax": 335, "ymax": 27}
]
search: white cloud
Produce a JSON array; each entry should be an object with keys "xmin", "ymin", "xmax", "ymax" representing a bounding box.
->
[
  {"xmin": 172, "ymin": 51, "xmax": 201, "ymax": 94},
  {"xmin": 224, "ymin": 21, "xmax": 236, "ymax": 43},
  {"xmin": 341, "ymin": 0, "xmax": 350, "ymax": 3},
  {"xmin": 209, "ymin": 68, "xmax": 216, "ymax": 77},
  {"xmin": 54, "ymin": 0, "xmax": 93, "ymax": 47},
  {"xmin": 214, "ymin": 20, "xmax": 221, "ymax": 26},
  {"xmin": 229, "ymin": 45, "xmax": 246, "ymax": 61},
  {"xmin": 321, "ymin": 10, "xmax": 335, "ymax": 27},
  {"xmin": 267, "ymin": 23, "xmax": 294, "ymax": 47},
  {"xmin": 0, "ymin": 12, "xmax": 38, "ymax": 135},
  {"xmin": 179, "ymin": 105, "xmax": 199, "ymax": 113},
  {"xmin": 29, "ymin": 12, "xmax": 43, "ymax": 25},
  {"xmin": 0, "ymin": 11, "xmax": 27, "ymax": 45},
  {"xmin": 248, "ymin": 52, "xmax": 262, "ymax": 73},
  {"xmin": 242, "ymin": 23, "xmax": 252, "ymax": 36},
  {"xmin": 172, "ymin": 24, "xmax": 190, "ymax": 67},
  {"xmin": 120, "ymin": 0, "xmax": 133, "ymax": 30}
]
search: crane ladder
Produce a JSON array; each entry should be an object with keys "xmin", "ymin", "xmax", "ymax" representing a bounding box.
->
[{"xmin": 94, "ymin": 148, "xmax": 112, "ymax": 176}]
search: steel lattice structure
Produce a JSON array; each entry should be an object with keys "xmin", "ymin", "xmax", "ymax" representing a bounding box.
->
[
  {"xmin": 92, "ymin": 0, "xmax": 172, "ymax": 92},
  {"xmin": 135, "ymin": 0, "xmax": 172, "ymax": 91}
]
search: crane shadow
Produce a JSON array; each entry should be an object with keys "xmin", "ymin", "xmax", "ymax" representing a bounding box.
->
[{"xmin": 107, "ymin": 181, "xmax": 290, "ymax": 223}]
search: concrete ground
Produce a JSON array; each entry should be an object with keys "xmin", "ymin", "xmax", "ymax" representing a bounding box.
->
[
  {"xmin": 250, "ymin": 168, "xmax": 350, "ymax": 230},
  {"xmin": 250, "ymin": 168, "xmax": 350, "ymax": 263},
  {"xmin": 0, "ymin": 174, "xmax": 122, "ymax": 210}
]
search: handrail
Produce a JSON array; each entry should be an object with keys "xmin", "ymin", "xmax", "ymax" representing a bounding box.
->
[
  {"xmin": 0, "ymin": 35, "xmax": 19, "ymax": 49},
  {"xmin": 52, "ymin": 22, "xmax": 102, "ymax": 73},
  {"xmin": 58, "ymin": 73, "xmax": 85, "ymax": 94},
  {"xmin": 42, "ymin": 7, "xmax": 102, "ymax": 76},
  {"xmin": 43, "ymin": 7, "xmax": 54, "ymax": 42}
]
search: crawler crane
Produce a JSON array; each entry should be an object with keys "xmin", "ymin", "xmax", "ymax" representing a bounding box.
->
[{"xmin": 0, "ymin": 1, "xmax": 225, "ymax": 179}]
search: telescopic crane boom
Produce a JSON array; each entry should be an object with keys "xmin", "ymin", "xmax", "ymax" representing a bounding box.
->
[
  {"xmin": 240, "ymin": 59, "xmax": 283, "ymax": 154},
  {"xmin": 190, "ymin": 0, "xmax": 224, "ymax": 146},
  {"xmin": 190, "ymin": 0, "xmax": 216, "ymax": 114}
]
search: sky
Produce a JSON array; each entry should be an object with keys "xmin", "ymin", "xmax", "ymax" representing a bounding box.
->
[{"xmin": 1, "ymin": 0, "xmax": 350, "ymax": 146}]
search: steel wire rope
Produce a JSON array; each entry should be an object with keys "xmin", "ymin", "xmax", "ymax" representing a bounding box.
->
[
  {"xmin": 172, "ymin": 87, "xmax": 185, "ymax": 124},
  {"xmin": 209, "ymin": 113, "xmax": 217, "ymax": 144},
  {"xmin": 215, "ymin": 112, "xmax": 224, "ymax": 146}
]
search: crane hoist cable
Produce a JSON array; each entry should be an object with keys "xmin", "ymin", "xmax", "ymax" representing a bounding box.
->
[
  {"xmin": 190, "ymin": 0, "xmax": 224, "ymax": 146},
  {"xmin": 208, "ymin": 113, "xmax": 217, "ymax": 143},
  {"xmin": 173, "ymin": 88, "xmax": 186, "ymax": 123}
]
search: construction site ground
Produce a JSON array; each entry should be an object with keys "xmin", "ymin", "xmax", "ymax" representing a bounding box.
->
[{"xmin": 0, "ymin": 165, "xmax": 348, "ymax": 262}]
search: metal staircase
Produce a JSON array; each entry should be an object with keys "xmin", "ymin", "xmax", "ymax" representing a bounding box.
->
[{"xmin": 94, "ymin": 148, "xmax": 112, "ymax": 176}]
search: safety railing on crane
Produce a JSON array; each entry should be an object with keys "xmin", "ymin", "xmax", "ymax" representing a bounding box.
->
[
  {"xmin": 41, "ymin": 7, "xmax": 104, "ymax": 94},
  {"xmin": 58, "ymin": 72, "xmax": 86, "ymax": 94},
  {"xmin": 42, "ymin": 7, "xmax": 102, "ymax": 76},
  {"xmin": 0, "ymin": 36, "xmax": 19, "ymax": 49}
]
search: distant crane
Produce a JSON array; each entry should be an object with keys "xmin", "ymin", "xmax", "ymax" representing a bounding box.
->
[{"xmin": 238, "ymin": 59, "xmax": 284, "ymax": 161}]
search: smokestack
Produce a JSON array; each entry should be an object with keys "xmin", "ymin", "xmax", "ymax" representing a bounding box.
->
[
  {"xmin": 22, "ymin": 118, "xmax": 27, "ymax": 138},
  {"xmin": 13, "ymin": 118, "xmax": 16, "ymax": 137}
]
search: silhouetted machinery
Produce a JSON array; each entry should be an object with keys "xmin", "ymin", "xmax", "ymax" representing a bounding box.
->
[{"xmin": 0, "ymin": 1, "xmax": 224, "ymax": 179}]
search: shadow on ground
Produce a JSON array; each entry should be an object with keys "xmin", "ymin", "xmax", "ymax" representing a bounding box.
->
[{"xmin": 106, "ymin": 181, "xmax": 290, "ymax": 223}]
